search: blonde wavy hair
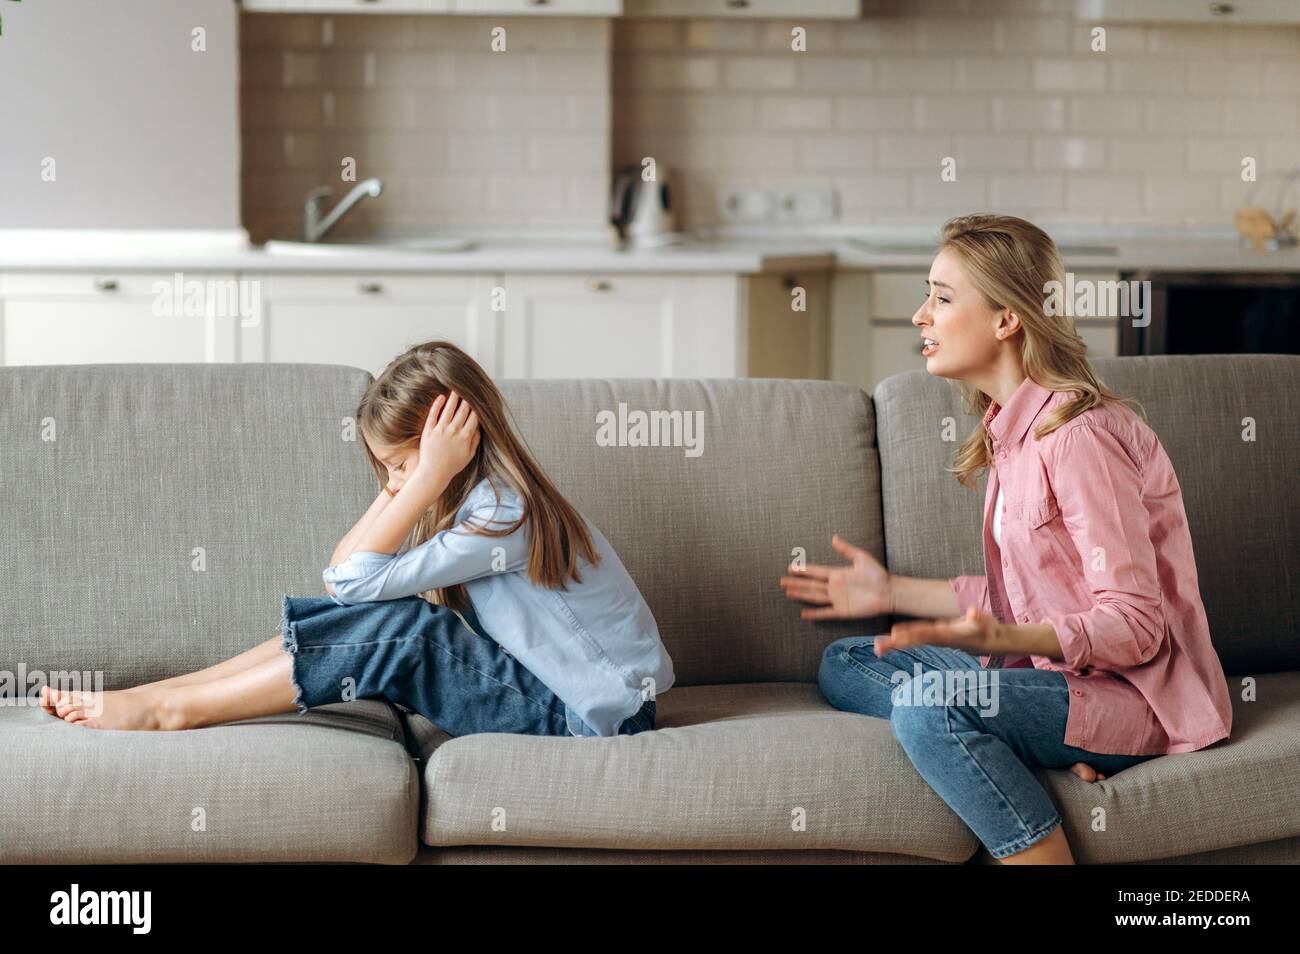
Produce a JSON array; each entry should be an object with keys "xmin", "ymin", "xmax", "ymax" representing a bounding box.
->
[
  {"xmin": 941, "ymin": 213, "xmax": 1147, "ymax": 489},
  {"xmin": 354, "ymin": 340, "xmax": 599, "ymax": 610}
]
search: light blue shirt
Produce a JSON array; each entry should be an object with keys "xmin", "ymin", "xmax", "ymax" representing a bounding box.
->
[{"xmin": 322, "ymin": 477, "xmax": 674, "ymax": 736}]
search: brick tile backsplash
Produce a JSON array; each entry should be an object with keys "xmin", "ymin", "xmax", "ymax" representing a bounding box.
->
[
  {"xmin": 612, "ymin": 7, "xmax": 1300, "ymax": 229},
  {"xmin": 240, "ymin": 2, "xmax": 1300, "ymax": 237},
  {"xmin": 239, "ymin": 12, "xmax": 612, "ymax": 241}
]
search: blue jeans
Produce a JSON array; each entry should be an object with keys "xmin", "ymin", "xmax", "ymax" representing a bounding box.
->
[
  {"xmin": 818, "ymin": 635, "xmax": 1158, "ymax": 860},
  {"xmin": 279, "ymin": 595, "xmax": 655, "ymax": 738}
]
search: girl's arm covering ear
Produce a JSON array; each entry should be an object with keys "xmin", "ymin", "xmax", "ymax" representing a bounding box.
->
[{"xmin": 323, "ymin": 490, "xmax": 527, "ymax": 605}]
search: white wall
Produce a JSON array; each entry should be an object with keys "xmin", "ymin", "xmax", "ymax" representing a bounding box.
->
[{"xmin": 0, "ymin": 0, "xmax": 240, "ymax": 229}]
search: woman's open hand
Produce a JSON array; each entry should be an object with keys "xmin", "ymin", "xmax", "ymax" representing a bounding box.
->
[
  {"xmin": 781, "ymin": 535, "xmax": 893, "ymax": 620},
  {"xmin": 410, "ymin": 390, "xmax": 480, "ymax": 490},
  {"xmin": 873, "ymin": 605, "xmax": 1003, "ymax": 657}
]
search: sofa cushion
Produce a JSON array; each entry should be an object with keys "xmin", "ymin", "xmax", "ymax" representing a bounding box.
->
[
  {"xmin": 1034, "ymin": 671, "xmax": 1300, "ymax": 863},
  {"xmin": 0, "ymin": 363, "xmax": 378, "ymax": 687},
  {"xmin": 497, "ymin": 379, "xmax": 885, "ymax": 686},
  {"xmin": 412, "ymin": 682, "xmax": 980, "ymax": 862},
  {"xmin": 874, "ymin": 354, "xmax": 1300, "ymax": 675},
  {"xmin": 0, "ymin": 700, "xmax": 417, "ymax": 863}
]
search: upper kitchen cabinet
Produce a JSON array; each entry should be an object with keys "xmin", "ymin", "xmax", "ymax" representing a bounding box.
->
[
  {"xmin": 239, "ymin": 0, "xmax": 622, "ymax": 13},
  {"xmin": 1075, "ymin": 0, "xmax": 1300, "ymax": 22},
  {"xmin": 623, "ymin": 0, "xmax": 860, "ymax": 17},
  {"xmin": 240, "ymin": 1, "xmax": 453, "ymax": 12}
]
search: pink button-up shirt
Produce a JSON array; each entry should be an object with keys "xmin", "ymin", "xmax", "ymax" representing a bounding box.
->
[{"xmin": 949, "ymin": 375, "xmax": 1233, "ymax": 756}]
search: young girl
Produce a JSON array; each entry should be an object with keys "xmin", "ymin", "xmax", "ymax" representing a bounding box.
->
[
  {"xmin": 781, "ymin": 214, "xmax": 1232, "ymax": 864},
  {"xmin": 42, "ymin": 340, "xmax": 673, "ymax": 738}
]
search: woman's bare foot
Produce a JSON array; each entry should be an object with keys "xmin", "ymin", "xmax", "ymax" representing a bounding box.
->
[
  {"xmin": 1069, "ymin": 761, "xmax": 1107, "ymax": 782},
  {"xmin": 39, "ymin": 684, "xmax": 186, "ymax": 731}
]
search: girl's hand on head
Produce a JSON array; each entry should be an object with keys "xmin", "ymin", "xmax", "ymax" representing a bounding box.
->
[
  {"xmin": 411, "ymin": 391, "xmax": 481, "ymax": 488},
  {"xmin": 780, "ymin": 535, "xmax": 893, "ymax": 620}
]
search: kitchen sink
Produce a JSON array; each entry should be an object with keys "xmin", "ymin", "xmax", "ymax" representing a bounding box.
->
[
  {"xmin": 262, "ymin": 236, "xmax": 476, "ymax": 256},
  {"xmin": 848, "ymin": 239, "xmax": 1118, "ymax": 256}
]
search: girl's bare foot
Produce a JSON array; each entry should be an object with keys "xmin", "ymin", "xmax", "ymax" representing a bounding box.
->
[
  {"xmin": 39, "ymin": 684, "xmax": 185, "ymax": 731},
  {"xmin": 1069, "ymin": 761, "xmax": 1106, "ymax": 782}
]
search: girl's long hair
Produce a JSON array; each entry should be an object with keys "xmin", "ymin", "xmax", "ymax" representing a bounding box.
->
[
  {"xmin": 940, "ymin": 213, "xmax": 1147, "ymax": 489},
  {"xmin": 354, "ymin": 340, "xmax": 599, "ymax": 610}
]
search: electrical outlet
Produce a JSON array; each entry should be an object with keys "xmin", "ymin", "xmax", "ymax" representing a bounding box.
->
[
  {"xmin": 718, "ymin": 187, "xmax": 776, "ymax": 223},
  {"xmin": 774, "ymin": 186, "xmax": 839, "ymax": 224}
]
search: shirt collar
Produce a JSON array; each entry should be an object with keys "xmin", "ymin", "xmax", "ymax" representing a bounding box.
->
[{"xmin": 982, "ymin": 375, "xmax": 1056, "ymax": 452}]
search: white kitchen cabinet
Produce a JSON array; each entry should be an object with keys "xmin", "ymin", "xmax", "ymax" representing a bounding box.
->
[
  {"xmin": 499, "ymin": 273, "xmax": 740, "ymax": 378},
  {"xmin": 452, "ymin": 0, "xmax": 621, "ymax": 13},
  {"xmin": 865, "ymin": 269, "xmax": 927, "ymax": 393},
  {"xmin": 1075, "ymin": 0, "xmax": 1300, "ymax": 23},
  {"xmin": 239, "ymin": 0, "xmax": 622, "ymax": 13},
  {"xmin": 624, "ymin": 0, "xmax": 859, "ymax": 17},
  {"xmin": 247, "ymin": 273, "xmax": 499, "ymax": 378},
  {"xmin": 0, "ymin": 271, "xmax": 242, "ymax": 365},
  {"xmin": 240, "ymin": 0, "xmax": 453, "ymax": 13}
]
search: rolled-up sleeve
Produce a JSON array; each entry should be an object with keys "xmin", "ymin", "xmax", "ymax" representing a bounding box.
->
[
  {"xmin": 1037, "ymin": 423, "xmax": 1165, "ymax": 671},
  {"xmin": 323, "ymin": 498, "xmax": 527, "ymax": 605},
  {"xmin": 950, "ymin": 574, "xmax": 992, "ymax": 616}
]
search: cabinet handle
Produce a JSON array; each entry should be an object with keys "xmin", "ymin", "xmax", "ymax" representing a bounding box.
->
[
  {"xmin": 1208, "ymin": 2, "xmax": 1235, "ymax": 14},
  {"xmin": 94, "ymin": 278, "xmax": 120, "ymax": 292},
  {"xmin": 358, "ymin": 281, "xmax": 384, "ymax": 295},
  {"xmin": 726, "ymin": 0, "xmax": 752, "ymax": 8},
  {"xmin": 528, "ymin": 0, "xmax": 551, "ymax": 5},
  {"xmin": 586, "ymin": 279, "xmax": 612, "ymax": 292}
]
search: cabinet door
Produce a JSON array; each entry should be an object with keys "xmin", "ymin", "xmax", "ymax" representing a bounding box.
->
[
  {"xmin": 452, "ymin": 0, "xmax": 621, "ymax": 13},
  {"xmin": 623, "ymin": 0, "xmax": 859, "ymax": 17},
  {"xmin": 248, "ymin": 273, "xmax": 498, "ymax": 377},
  {"xmin": 0, "ymin": 271, "xmax": 241, "ymax": 365},
  {"xmin": 743, "ymin": 272, "xmax": 830, "ymax": 379},
  {"xmin": 241, "ymin": 0, "xmax": 453, "ymax": 13},
  {"xmin": 1075, "ymin": 0, "xmax": 1300, "ymax": 24},
  {"xmin": 500, "ymin": 273, "xmax": 739, "ymax": 378}
]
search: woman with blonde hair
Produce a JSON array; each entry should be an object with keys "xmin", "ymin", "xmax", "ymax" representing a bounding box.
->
[{"xmin": 782, "ymin": 214, "xmax": 1231, "ymax": 864}]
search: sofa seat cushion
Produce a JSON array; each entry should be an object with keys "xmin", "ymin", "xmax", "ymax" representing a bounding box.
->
[
  {"xmin": 1038, "ymin": 671, "xmax": 1300, "ymax": 863},
  {"xmin": 0, "ymin": 700, "xmax": 418, "ymax": 864},
  {"xmin": 413, "ymin": 683, "xmax": 980, "ymax": 862}
]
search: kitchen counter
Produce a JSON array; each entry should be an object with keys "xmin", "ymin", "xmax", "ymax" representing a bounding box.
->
[{"xmin": 1, "ymin": 228, "xmax": 1298, "ymax": 274}]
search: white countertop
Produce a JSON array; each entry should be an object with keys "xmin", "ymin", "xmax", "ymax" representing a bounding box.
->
[{"xmin": 1, "ymin": 228, "xmax": 1298, "ymax": 274}]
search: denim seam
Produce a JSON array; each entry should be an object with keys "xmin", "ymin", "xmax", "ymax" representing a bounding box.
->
[{"xmin": 838, "ymin": 649, "xmax": 907, "ymax": 693}]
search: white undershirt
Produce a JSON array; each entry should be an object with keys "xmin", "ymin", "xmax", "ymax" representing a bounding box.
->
[{"xmin": 992, "ymin": 483, "xmax": 1004, "ymax": 547}]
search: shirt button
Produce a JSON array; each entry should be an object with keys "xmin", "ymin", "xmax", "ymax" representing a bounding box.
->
[
  {"xmin": 1019, "ymin": 615, "xmax": 1028, "ymax": 623},
  {"xmin": 1072, "ymin": 689, "xmax": 1083, "ymax": 696},
  {"xmin": 1002, "ymin": 557, "xmax": 1009, "ymax": 567}
]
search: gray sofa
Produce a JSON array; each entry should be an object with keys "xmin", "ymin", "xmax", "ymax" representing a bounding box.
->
[{"xmin": 2, "ymin": 353, "xmax": 1296, "ymax": 864}]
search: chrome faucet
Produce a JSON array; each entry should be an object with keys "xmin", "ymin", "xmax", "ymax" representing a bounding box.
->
[{"xmin": 302, "ymin": 178, "xmax": 383, "ymax": 242}]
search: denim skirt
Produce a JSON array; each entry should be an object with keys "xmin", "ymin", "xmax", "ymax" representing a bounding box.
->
[{"xmin": 278, "ymin": 594, "xmax": 654, "ymax": 739}]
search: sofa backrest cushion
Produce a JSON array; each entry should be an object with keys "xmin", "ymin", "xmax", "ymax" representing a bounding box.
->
[
  {"xmin": 0, "ymin": 363, "xmax": 377, "ymax": 689},
  {"xmin": 499, "ymin": 379, "xmax": 885, "ymax": 685},
  {"xmin": 873, "ymin": 354, "xmax": 1300, "ymax": 675}
]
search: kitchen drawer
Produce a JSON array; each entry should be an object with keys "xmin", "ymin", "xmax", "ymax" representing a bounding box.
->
[
  {"xmin": 871, "ymin": 271, "xmax": 927, "ymax": 320},
  {"xmin": 241, "ymin": 0, "xmax": 452, "ymax": 13},
  {"xmin": 0, "ymin": 271, "xmax": 235, "ymax": 299},
  {"xmin": 258, "ymin": 273, "xmax": 486, "ymax": 301},
  {"xmin": 624, "ymin": 0, "xmax": 859, "ymax": 17},
  {"xmin": 453, "ymin": 0, "xmax": 621, "ymax": 13}
]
